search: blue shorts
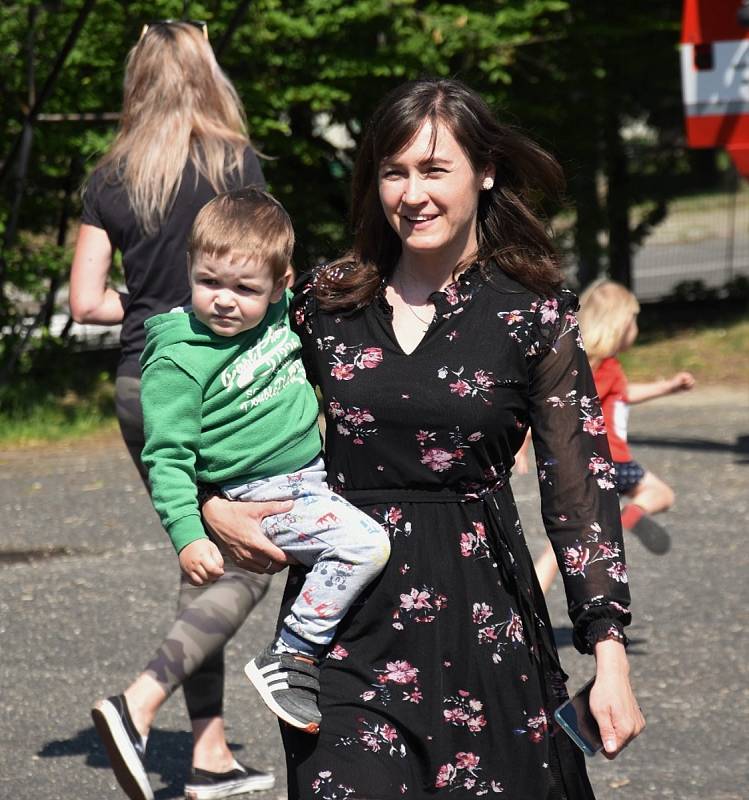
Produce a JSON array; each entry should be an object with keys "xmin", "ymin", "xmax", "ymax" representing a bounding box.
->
[{"xmin": 614, "ymin": 460, "xmax": 646, "ymax": 495}]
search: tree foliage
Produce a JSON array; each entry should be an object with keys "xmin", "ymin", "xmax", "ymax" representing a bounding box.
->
[{"xmin": 0, "ymin": 0, "xmax": 698, "ymax": 390}]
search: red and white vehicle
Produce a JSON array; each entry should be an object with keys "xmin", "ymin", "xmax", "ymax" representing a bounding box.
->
[{"xmin": 681, "ymin": 0, "xmax": 749, "ymax": 175}]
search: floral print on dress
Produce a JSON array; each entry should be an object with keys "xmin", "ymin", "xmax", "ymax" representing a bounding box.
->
[
  {"xmin": 473, "ymin": 602, "xmax": 525, "ymax": 663},
  {"xmin": 328, "ymin": 399, "xmax": 377, "ymax": 445},
  {"xmin": 546, "ymin": 390, "xmax": 606, "ymax": 437},
  {"xmin": 317, "ymin": 336, "xmax": 383, "ymax": 381},
  {"xmin": 562, "ymin": 523, "xmax": 627, "ymax": 582},
  {"xmin": 416, "ymin": 427, "xmax": 474, "ymax": 473},
  {"xmin": 392, "ymin": 585, "xmax": 448, "ymax": 629},
  {"xmin": 588, "ymin": 454, "xmax": 616, "ymax": 490},
  {"xmin": 443, "ymin": 282, "xmax": 475, "ymax": 308},
  {"xmin": 437, "ymin": 365, "xmax": 496, "ymax": 404},
  {"xmin": 311, "ymin": 771, "xmax": 355, "ymax": 799},
  {"xmin": 435, "ymin": 752, "xmax": 503, "ymax": 794},
  {"xmin": 459, "ymin": 522, "xmax": 492, "ymax": 560},
  {"xmin": 497, "ymin": 293, "xmax": 582, "ymax": 359},
  {"xmin": 326, "ymin": 643, "xmax": 349, "ymax": 661},
  {"xmin": 514, "ymin": 708, "xmax": 549, "ymax": 743},
  {"xmin": 337, "ymin": 717, "xmax": 407, "ymax": 758},
  {"xmin": 360, "ymin": 660, "xmax": 422, "ymax": 706},
  {"xmin": 370, "ymin": 505, "xmax": 412, "ymax": 539},
  {"xmin": 443, "ymin": 690, "xmax": 487, "ymax": 734},
  {"xmin": 285, "ymin": 268, "xmax": 631, "ymax": 797}
]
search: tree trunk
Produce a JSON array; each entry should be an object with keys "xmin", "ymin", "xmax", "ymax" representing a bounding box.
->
[
  {"xmin": 569, "ymin": 152, "xmax": 603, "ymax": 290},
  {"xmin": 604, "ymin": 102, "xmax": 632, "ymax": 288}
]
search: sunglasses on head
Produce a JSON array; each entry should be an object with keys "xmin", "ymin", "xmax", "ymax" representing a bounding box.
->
[{"xmin": 140, "ymin": 19, "xmax": 209, "ymax": 41}]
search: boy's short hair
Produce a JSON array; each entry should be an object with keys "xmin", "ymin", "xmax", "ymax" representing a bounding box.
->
[{"xmin": 189, "ymin": 187, "xmax": 294, "ymax": 280}]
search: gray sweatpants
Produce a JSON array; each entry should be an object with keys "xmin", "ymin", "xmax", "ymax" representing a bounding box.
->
[{"xmin": 224, "ymin": 458, "xmax": 390, "ymax": 649}]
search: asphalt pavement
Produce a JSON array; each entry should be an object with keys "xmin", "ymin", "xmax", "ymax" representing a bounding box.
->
[{"xmin": 1, "ymin": 386, "xmax": 747, "ymax": 800}]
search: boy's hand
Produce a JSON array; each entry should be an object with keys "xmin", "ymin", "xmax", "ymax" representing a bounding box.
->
[
  {"xmin": 669, "ymin": 371, "xmax": 695, "ymax": 393},
  {"xmin": 179, "ymin": 539, "xmax": 225, "ymax": 586}
]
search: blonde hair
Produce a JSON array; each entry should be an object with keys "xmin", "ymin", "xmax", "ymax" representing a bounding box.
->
[
  {"xmin": 189, "ymin": 188, "xmax": 294, "ymax": 280},
  {"xmin": 97, "ymin": 22, "xmax": 250, "ymax": 235},
  {"xmin": 578, "ymin": 279, "xmax": 640, "ymax": 363}
]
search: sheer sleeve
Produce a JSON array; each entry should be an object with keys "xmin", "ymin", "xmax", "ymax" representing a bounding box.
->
[
  {"xmin": 290, "ymin": 269, "xmax": 322, "ymax": 389},
  {"xmin": 526, "ymin": 293, "xmax": 631, "ymax": 654}
]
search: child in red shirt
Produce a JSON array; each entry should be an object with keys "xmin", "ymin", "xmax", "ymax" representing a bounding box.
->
[{"xmin": 533, "ymin": 280, "xmax": 694, "ymax": 593}]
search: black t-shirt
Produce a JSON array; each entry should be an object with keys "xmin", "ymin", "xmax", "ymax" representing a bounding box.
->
[{"xmin": 81, "ymin": 148, "xmax": 265, "ymax": 376}]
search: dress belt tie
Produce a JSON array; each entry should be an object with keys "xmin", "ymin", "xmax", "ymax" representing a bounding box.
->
[{"xmin": 339, "ymin": 485, "xmax": 565, "ymax": 677}]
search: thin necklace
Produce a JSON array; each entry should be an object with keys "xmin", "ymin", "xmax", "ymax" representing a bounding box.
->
[{"xmin": 396, "ymin": 272, "xmax": 434, "ymax": 331}]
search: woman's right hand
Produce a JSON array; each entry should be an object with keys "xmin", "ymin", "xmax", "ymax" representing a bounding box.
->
[
  {"xmin": 590, "ymin": 640, "xmax": 646, "ymax": 758},
  {"xmin": 202, "ymin": 495, "xmax": 293, "ymax": 573}
]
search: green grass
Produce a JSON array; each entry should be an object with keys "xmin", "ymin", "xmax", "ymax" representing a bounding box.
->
[
  {"xmin": 620, "ymin": 316, "xmax": 749, "ymax": 386},
  {"xmin": 0, "ymin": 399, "xmax": 118, "ymax": 447},
  {"xmin": 0, "ymin": 365, "xmax": 118, "ymax": 447}
]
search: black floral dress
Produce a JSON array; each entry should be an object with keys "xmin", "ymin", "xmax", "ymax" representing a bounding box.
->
[{"xmin": 279, "ymin": 264, "xmax": 631, "ymax": 800}]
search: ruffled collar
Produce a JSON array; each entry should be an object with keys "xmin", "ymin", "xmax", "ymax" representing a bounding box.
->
[{"xmin": 376, "ymin": 261, "xmax": 485, "ymax": 319}]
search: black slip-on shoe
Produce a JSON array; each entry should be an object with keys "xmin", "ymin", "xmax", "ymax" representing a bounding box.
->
[
  {"xmin": 91, "ymin": 695, "xmax": 153, "ymax": 800},
  {"xmin": 184, "ymin": 759, "xmax": 275, "ymax": 799}
]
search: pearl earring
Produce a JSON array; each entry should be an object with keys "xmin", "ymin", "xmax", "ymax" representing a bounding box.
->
[{"xmin": 482, "ymin": 177, "xmax": 494, "ymax": 191}]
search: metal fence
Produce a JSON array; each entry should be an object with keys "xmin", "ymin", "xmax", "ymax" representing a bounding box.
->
[{"xmin": 632, "ymin": 182, "xmax": 749, "ymax": 301}]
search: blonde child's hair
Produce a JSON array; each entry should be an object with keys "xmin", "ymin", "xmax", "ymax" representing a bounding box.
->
[
  {"xmin": 96, "ymin": 22, "xmax": 250, "ymax": 235},
  {"xmin": 189, "ymin": 187, "xmax": 294, "ymax": 281},
  {"xmin": 578, "ymin": 279, "xmax": 640, "ymax": 363}
]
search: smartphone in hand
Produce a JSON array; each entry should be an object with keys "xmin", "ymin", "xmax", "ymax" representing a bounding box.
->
[{"xmin": 553, "ymin": 678, "xmax": 603, "ymax": 757}]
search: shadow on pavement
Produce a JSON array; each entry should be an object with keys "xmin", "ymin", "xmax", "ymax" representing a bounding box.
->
[
  {"xmin": 37, "ymin": 725, "xmax": 245, "ymax": 799},
  {"xmin": 629, "ymin": 433, "xmax": 749, "ymax": 463}
]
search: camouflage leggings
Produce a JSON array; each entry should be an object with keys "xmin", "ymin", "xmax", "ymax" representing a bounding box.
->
[{"xmin": 116, "ymin": 375, "xmax": 270, "ymax": 720}]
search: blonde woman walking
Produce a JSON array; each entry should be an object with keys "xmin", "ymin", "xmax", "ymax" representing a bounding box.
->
[{"xmin": 70, "ymin": 20, "xmax": 277, "ymax": 800}]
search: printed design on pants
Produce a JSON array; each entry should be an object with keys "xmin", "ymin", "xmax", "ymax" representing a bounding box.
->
[
  {"xmin": 287, "ymin": 471, "xmax": 306, "ymax": 497},
  {"xmin": 301, "ymin": 584, "xmax": 343, "ymax": 618},
  {"xmin": 317, "ymin": 559, "xmax": 355, "ymax": 591},
  {"xmin": 263, "ymin": 512, "xmax": 301, "ymax": 538},
  {"xmin": 316, "ymin": 511, "xmax": 341, "ymax": 530}
]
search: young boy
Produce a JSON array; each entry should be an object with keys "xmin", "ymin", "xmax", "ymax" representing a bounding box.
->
[{"xmin": 140, "ymin": 188, "xmax": 390, "ymax": 733}]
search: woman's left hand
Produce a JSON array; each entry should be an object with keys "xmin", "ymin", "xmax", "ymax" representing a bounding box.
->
[
  {"xmin": 202, "ymin": 495, "xmax": 292, "ymax": 573},
  {"xmin": 589, "ymin": 639, "xmax": 645, "ymax": 759}
]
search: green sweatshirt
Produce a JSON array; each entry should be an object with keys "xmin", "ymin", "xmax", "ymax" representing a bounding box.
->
[{"xmin": 140, "ymin": 291, "xmax": 321, "ymax": 553}]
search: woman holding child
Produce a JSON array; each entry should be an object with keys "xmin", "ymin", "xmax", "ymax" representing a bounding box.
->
[{"xmin": 205, "ymin": 77, "xmax": 644, "ymax": 798}]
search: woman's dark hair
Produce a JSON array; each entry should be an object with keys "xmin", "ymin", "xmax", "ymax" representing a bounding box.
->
[{"xmin": 316, "ymin": 77, "xmax": 565, "ymax": 310}]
